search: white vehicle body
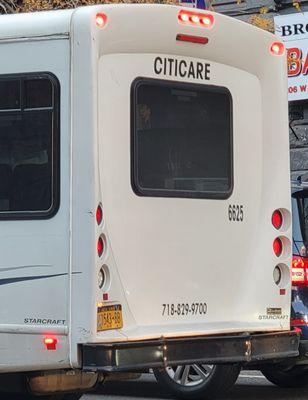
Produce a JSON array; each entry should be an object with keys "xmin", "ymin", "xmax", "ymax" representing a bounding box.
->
[{"xmin": 0, "ymin": 4, "xmax": 298, "ymax": 396}]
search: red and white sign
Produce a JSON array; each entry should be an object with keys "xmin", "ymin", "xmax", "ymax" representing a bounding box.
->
[{"xmin": 275, "ymin": 13, "xmax": 308, "ymax": 101}]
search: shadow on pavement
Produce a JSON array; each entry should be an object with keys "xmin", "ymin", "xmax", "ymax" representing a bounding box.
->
[{"xmin": 92, "ymin": 379, "xmax": 308, "ymax": 400}]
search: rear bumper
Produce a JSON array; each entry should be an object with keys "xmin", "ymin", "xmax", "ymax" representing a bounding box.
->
[{"xmin": 82, "ymin": 330, "xmax": 300, "ymax": 372}]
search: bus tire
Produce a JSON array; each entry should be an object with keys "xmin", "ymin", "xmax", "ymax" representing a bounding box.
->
[
  {"xmin": 153, "ymin": 364, "xmax": 240, "ymax": 400},
  {"xmin": 261, "ymin": 365, "xmax": 308, "ymax": 388}
]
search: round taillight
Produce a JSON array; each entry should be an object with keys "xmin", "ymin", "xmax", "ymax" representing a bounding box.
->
[
  {"xmin": 273, "ymin": 265, "xmax": 282, "ymax": 285},
  {"xmin": 178, "ymin": 13, "xmax": 189, "ymax": 22},
  {"xmin": 273, "ymin": 237, "xmax": 283, "ymax": 257},
  {"xmin": 98, "ymin": 267, "xmax": 106, "ymax": 289},
  {"xmin": 191, "ymin": 15, "xmax": 200, "ymax": 23},
  {"xmin": 270, "ymin": 41, "xmax": 285, "ymax": 56},
  {"xmin": 97, "ymin": 237, "xmax": 104, "ymax": 257},
  {"xmin": 200, "ymin": 14, "xmax": 214, "ymax": 28},
  {"xmin": 96, "ymin": 204, "xmax": 103, "ymax": 225},
  {"xmin": 272, "ymin": 210, "xmax": 283, "ymax": 230},
  {"xmin": 95, "ymin": 13, "xmax": 107, "ymax": 28}
]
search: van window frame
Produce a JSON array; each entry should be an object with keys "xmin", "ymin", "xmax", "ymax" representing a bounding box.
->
[
  {"xmin": 0, "ymin": 72, "xmax": 60, "ymax": 220},
  {"xmin": 131, "ymin": 77, "xmax": 234, "ymax": 200}
]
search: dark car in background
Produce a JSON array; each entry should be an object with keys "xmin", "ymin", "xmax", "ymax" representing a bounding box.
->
[{"xmin": 260, "ymin": 181, "xmax": 308, "ymax": 388}]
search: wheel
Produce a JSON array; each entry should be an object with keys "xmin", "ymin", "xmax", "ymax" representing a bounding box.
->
[
  {"xmin": 153, "ymin": 364, "xmax": 240, "ymax": 400},
  {"xmin": 261, "ymin": 365, "xmax": 308, "ymax": 388}
]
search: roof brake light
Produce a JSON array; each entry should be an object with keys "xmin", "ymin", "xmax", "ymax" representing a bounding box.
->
[
  {"xmin": 176, "ymin": 34, "xmax": 209, "ymax": 45},
  {"xmin": 178, "ymin": 10, "xmax": 214, "ymax": 29}
]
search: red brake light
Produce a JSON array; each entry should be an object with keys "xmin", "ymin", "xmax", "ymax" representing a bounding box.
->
[
  {"xmin": 95, "ymin": 13, "xmax": 107, "ymax": 28},
  {"xmin": 178, "ymin": 10, "xmax": 214, "ymax": 29},
  {"xmin": 273, "ymin": 237, "xmax": 282, "ymax": 257},
  {"xmin": 272, "ymin": 210, "xmax": 283, "ymax": 230},
  {"xmin": 176, "ymin": 34, "xmax": 209, "ymax": 45},
  {"xmin": 178, "ymin": 12, "xmax": 189, "ymax": 23},
  {"xmin": 291, "ymin": 318, "xmax": 308, "ymax": 327},
  {"xmin": 270, "ymin": 41, "xmax": 285, "ymax": 56},
  {"xmin": 96, "ymin": 205, "xmax": 103, "ymax": 225},
  {"xmin": 44, "ymin": 337, "xmax": 57, "ymax": 350},
  {"xmin": 292, "ymin": 256, "xmax": 308, "ymax": 286},
  {"xmin": 97, "ymin": 237, "xmax": 104, "ymax": 257}
]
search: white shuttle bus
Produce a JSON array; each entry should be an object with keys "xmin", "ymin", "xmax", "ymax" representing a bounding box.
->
[{"xmin": 0, "ymin": 5, "xmax": 299, "ymax": 399}]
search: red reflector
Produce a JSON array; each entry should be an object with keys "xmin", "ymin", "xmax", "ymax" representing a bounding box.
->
[
  {"xmin": 273, "ymin": 237, "xmax": 282, "ymax": 257},
  {"xmin": 96, "ymin": 205, "xmax": 103, "ymax": 225},
  {"xmin": 97, "ymin": 237, "xmax": 104, "ymax": 257},
  {"xmin": 176, "ymin": 34, "xmax": 209, "ymax": 45},
  {"xmin": 270, "ymin": 41, "xmax": 285, "ymax": 56},
  {"xmin": 44, "ymin": 337, "xmax": 57, "ymax": 350},
  {"xmin": 272, "ymin": 209, "xmax": 283, "ymax": 230},
  {"xmin": 95, "ymin": 13, "xmax": 107, "ymax": 28},
  {"xmin": 178, "ymin": 10, "xmax": 214, "ymax": 29},
  {"xmin": 292, "ymin": 256, "xmax": 308, "ymax": 286}
]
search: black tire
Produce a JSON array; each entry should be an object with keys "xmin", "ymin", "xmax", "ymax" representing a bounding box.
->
[
  {"xmin": 153, "ymin": 364, "xmax": 240, "ymax": 400},
  {"xmin": 261, "ymin": 365, "xmax": 308, "ymax": 388}
]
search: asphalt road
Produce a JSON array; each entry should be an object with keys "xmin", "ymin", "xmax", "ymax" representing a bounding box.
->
[{"xmin": 82, "ymin": 371, "xmax": 308, "ymax": 400}]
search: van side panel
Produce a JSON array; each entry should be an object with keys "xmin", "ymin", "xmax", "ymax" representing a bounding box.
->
[{"xmin": 0, "ymin": 38, "xmax": 70, "ymax": 371}]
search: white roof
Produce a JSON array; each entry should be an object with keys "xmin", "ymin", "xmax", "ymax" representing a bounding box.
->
[{"xmin": 0, "ymin": 9, "xmax": 74, "ymax": 40}]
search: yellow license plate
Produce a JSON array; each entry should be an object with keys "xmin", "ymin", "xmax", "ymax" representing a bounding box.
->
[{"xmin": 97, "ymin": 304, "xmax": 123, "ymax": 332}]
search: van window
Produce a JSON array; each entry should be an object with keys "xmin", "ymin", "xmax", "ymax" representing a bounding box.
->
[
  {"xmin": 132, "ymin": 79, "xmax": 233, "ymax": 199},
  {"xmin": 0, "ymin": 74, "xmax": 59, "ymax": 218}
]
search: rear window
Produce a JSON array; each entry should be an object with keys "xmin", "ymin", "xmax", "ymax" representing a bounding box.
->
[{"xmin": 131, "ymin": 79, "xmax": 233, "ymax": 199}]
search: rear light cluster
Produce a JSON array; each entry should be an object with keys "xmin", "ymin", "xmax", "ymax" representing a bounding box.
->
[
  {"xmin": 292, "ymin": 256, "xmax": 308, "ymax": 286},
  {"xmin": 272, "ymin": 209, "xmax": 285, "ymax": 258},
  {"xmin": 178, "ymin": 10, "xmax": 214, "ymax": 29},
  {"xmin": 291, "ymin": 318, "xmax": 308, "ymax": 327},
  {"xmin": 96, "ymin": 203, "xmax": 109, "ymax": 293},
  {"xmin": 96, "ymin": 204, "xmax": 105, "ymax": 257},
  {"xmin": 271, "ymin": 209, "xmax": 291, "ymax": 290}
]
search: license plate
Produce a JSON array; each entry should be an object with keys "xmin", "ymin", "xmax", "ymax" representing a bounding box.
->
[{"xmin": 97, "ymin": 304, "xmax": 123, "ymax": 331}]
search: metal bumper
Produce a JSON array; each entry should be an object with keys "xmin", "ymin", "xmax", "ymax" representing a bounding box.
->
[{"xmin": 82, "ymin": 330, "xmax": 300, "ymax": 372}]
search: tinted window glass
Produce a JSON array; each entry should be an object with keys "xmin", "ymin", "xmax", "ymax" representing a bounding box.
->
[
  {"xmin": 132, "ymin": 80, "xmax": 232, "ymax": 199},
  {"xmin": 294, "ymin": 190, "xmax": 308, "ymax": 245},
  {"xmin": 25, "ymin": 79, "xmax": 52, "ymax": 108},
  {"xmin": 0, "ymin": 80, "xmax": 20, "ymax": 110},
  {"xmin": 0, "ymin": 74, "xmax": 59, "ymax": 217}
]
